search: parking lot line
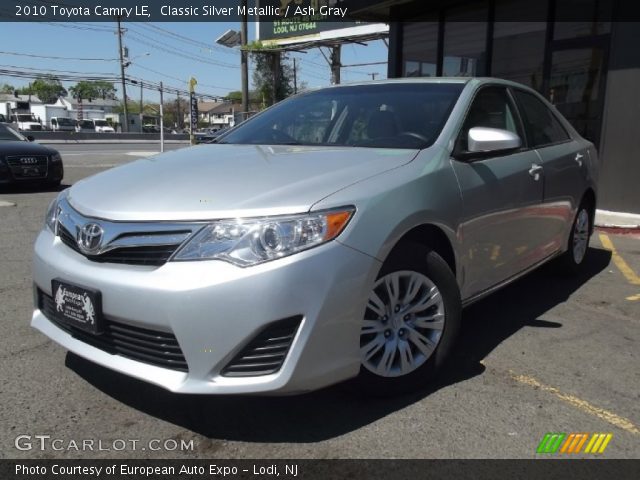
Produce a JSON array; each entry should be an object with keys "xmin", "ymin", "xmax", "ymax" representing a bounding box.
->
[
  {"xmin": 508, "ymin": 370, "xmax": 639, "ymax": 435},
  {"xmin": 599, "ymin": 233, "xmax": 640, "ymax": 286},
  {"xmin": 0, "ymin": 200, "xmax": 16, "ymax": 207}
]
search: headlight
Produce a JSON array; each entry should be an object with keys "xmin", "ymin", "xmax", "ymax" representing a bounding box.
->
[
  {"xmin": 44, "ymin": 190, "xmax": 67, "ymax": 234},
  {"xmin": 173, "ymin": 207, "xmax": 355, "ymax": 266},
  {"xmin": 51, "ymin": 153, "xmax": 62, "ymax": 163}
]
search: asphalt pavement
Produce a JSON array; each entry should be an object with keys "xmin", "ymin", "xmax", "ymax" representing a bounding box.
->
[{"xmin": 0, "ymin": 144, "xmax": 638, "ymax": 459}]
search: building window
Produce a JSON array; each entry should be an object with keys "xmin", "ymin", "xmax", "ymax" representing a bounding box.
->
[
  {"xmin": 402, "ymin": 20, "xmax": 439, "ymax": 77},
  {"xmin": 442, "ymin": 2, "xmax": 488, "ymax": 77},
  {"xmin": 491, "ymin": 0, "xmax": 547, "ymax": 90},
  {"xmin": 553, "ymin": 0, "xmax": 612, "ymax": 40}
]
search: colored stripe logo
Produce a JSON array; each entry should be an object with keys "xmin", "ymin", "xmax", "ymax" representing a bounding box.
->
[{"xmin": 537, "ymin": 433, "xmax": 613, "ymax": 454}]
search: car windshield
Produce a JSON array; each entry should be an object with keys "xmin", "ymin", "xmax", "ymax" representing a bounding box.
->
[
  {"xmin": 78, "ymin": 120, "xmax": 93, "ymax": 128},
  {"xmin": 219, "ymin": 83, "xmax": 465, "ymax": 149},
  {"xmin": 16, "ymin": 114, "xmax": 35, "ymax": 122},
  {"xmin": 94, "ymin": 120, "xmax": 108, "ymax": 126},
  {"xmin": 0, "ymin": 124, "xmax": 27, "ymax": 141},
  {"xmin": 57, "ymin": 118, "xmax": 74, "ymax": 126}
]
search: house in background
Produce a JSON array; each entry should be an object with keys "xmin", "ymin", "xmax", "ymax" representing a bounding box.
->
[{"xmin": 196, "ymin": 101, "xmax": 235, "ymax": 130}]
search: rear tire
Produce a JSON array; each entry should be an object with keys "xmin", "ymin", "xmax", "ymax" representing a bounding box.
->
[
  {"xmin": 353, "ymin": 243, "xmax": 461, "ymax": 396},
  {"xmin": 556, "ymin": 201, "xmax": 592, "ymax": 275}
]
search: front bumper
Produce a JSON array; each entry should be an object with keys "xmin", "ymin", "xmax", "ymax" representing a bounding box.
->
[{"xmin": 32, "ymin": 229, "xmax": 380, "ymax": 394}]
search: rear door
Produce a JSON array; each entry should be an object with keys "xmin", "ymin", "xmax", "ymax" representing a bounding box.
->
[
  {"xmin": 512, "ymin": 89, "xmax": 588, "ymax": 252},
  {"xmin": 451, "ymin": 86, "xmax": 550, "ymax": 299}
]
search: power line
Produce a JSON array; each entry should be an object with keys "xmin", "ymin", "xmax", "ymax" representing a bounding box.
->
[
  {"xmin": 0, "ymin": 50, "xmax": 118, "ymax": 62},
  {"xmin": 125, "ymin": 27, "xmax": 240, "ymax": 69},
  {"xmin": 139, "ymin": 23, "xmax": 236, "ymax": 56},
  {"xmin": 130, "ymin": 64, "xmax": 235, "ymax": 92}
]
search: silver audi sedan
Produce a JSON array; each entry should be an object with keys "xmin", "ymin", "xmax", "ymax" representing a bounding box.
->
[{"xmin": 32, "ymin": 78, "xmax": 598, "ymax": 395}]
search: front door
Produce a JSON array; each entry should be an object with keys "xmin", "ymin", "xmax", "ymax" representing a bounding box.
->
[{"xmin": 451, "ymin": 86, "xmax": 546, "ymax": 299}]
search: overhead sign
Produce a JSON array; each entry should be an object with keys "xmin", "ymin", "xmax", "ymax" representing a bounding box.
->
[{"xmin": 256, "ymin": 0, "xmax": 388, "ymax": 46}]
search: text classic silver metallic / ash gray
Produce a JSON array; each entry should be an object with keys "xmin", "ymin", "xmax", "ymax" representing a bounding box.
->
[{"xmin": 32, "ymin": 78, "xmax": 598, "ymax": 395}]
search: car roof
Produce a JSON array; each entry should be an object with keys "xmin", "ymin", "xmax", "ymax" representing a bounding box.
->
[{"xmin": 302, "ymin": 77, "xmax": 537, "ymax": 94}]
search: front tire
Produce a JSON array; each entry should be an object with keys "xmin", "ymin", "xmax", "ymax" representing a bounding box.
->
[{"xmin": 354, "ymin": 244, "xmax": 461, "ymax": 396}]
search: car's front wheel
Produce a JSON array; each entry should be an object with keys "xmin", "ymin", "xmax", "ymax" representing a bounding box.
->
[{"xmin": 355, "ymin": 244, "xmax": 461, "ymax": 396}]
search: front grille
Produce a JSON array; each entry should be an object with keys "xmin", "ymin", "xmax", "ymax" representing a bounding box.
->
[
  {"xmin": 222, "ymin": 316, "xmax": 302, "ymax": 377},
  {"xmin": 38, "ymin": 289, "xmax": 188, "ymax": 372},
  {"xmin": 6, "ymin": 155, "xmax": 48, "ymax": 179},
  {"xmin": 58, "ymin": 224, "xmax": 181, "ymax": 267}
]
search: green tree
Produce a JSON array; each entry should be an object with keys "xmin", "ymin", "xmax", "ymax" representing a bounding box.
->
[
  {"xmin": 20, "ymin": 76, "xmax": 66, "ymax": 103},
  {"xmin": 249, "ymin": 43, "xmax": 294, "ymax": 107},
  {"xmin": 225, "ymin": 91, "xmax": 242, "ymax": 103},
  {"xmin": 0, "ymin": 83, "xmax": 16, "ymax": 94},
  {"xmin": 68, "ymin": 80, "xmax": 117, "ymax": 101}
]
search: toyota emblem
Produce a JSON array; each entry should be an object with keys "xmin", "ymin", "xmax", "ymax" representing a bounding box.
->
[{"xmin": 77, "ymin": 223, "xmax": 104, "ymax": 254}]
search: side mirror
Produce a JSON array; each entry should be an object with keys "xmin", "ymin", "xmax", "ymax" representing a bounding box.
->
[
  {"xmin": 468, "ymin": 127, "xmax": 521, "ymax": 153},
  {"xmin": 26, "ymin": 135, "xmax": 35, "ymax": 142}
]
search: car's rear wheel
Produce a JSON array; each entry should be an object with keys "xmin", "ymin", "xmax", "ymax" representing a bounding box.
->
[
  {"xmin": 354, "ymin": 244, "xmax": 461, "ymax": 396},
  {"xmin": 557, "ymin": 202, "xmax": 591, "ymax": 274}
]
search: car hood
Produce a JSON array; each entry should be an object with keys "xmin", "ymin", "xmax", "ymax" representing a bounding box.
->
[
  {"xmin": 68, "ymin": 144, "xmax": 418, "ymax": 221},
  {"xmin": 0, "ymin": 140, "xmax": 57, "ymax": 156}
]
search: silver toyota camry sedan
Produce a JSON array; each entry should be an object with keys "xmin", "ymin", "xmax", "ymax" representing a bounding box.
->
[{"xmin": 32, "ymin": 78, "xmax": 598, "ymax": 395}]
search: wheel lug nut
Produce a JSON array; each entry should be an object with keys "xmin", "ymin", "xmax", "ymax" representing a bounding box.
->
[
  {"xmin": 394, "ymin": 305, "xmax": 400, "ymax": 312},
  {"xmin": 403, "ymin": 314, "xmax": 410, "ymax": 321},
  {"xmin": 384, "ymin": 330, "xmax": 391, "ymax": 338},
  {"xmin": 382, "ymin": 315, "xmax": 388, "ymax": 322},
  {"xmin": 398, "ymin": 329, "xmax": 405, "ymax": 337}
]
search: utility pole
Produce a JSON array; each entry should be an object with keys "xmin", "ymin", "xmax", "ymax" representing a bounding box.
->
[
  {"xmin": 116, "ymin": 17, "xmax": 129, "ymax": 133},
  {"xmin": 176, "ymin": 92, "xmax": 181, "ymax": 130},
  {"xmin": 159, "ymin": 82, "xmax": 164, "ymax": 152},
  {"xmin": 330, "ymin": 45, "xmax": 341, "ymax": 85},
  {"xmin": 293, "ymin": 58, "xmax": 298, "ymax": 94},
  {"xmin": 271, "ymin": 52, "xmax": 280, "ymax": 106},
  {"xmin": 139, "ymin": 82, "xmax": 143, "ymax": 127},
  {"xmin": 240, "ymin": 0, "xmax": 249, "ymax": 119}
]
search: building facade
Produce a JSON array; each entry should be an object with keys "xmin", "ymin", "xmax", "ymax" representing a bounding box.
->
[{"xmin": 348, "ymin": 0, "xmax": 640, "ymax": 215}]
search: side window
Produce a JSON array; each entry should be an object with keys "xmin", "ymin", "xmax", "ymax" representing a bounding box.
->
[
  {"xmin": 457, "ymin": 87, "xmax": 522, "ymax": 152},
  {"xmin": 513, "ymin": 90, "xmax": 570, "ymax": 147}
]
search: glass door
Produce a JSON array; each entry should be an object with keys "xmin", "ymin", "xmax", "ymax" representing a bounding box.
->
[{"xmin": 548, "ymin": 40, "xmax": 608, "ymax": 147}]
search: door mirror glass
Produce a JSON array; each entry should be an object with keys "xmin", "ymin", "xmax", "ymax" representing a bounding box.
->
[
  {"xmin": 26, "ymin": 135, "xmax": 35, "ymax": 142},
  {"xmin": 468, "ymin": 127, "xmax": 521, "ymax": 153}
]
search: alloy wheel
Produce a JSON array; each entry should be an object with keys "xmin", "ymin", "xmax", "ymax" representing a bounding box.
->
[
  {"xmin": 573, "ymin": 209, "xmax": 590, "ymax": 264},
  {"xmin": 360, "ymin": 270, "xmax": 446, "ymax": 378}
]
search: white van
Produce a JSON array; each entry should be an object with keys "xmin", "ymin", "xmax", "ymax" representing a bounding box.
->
[
  {"xmin": 50, "ymin": 117, "xmax": 76, "ymax": 132},
  {"xmin": 92, "ymin": 119, "xmax": 115, "ymax": 133}
]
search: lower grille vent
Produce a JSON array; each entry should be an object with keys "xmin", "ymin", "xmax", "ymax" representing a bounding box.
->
[{"xmin": 222, "ymin": 316, "xmax": 302, "ymax": 377}]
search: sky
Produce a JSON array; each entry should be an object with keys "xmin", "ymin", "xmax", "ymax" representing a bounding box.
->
[{"xmin": 0, "ymin": 21, "xmax": 389, "ymax": 103}]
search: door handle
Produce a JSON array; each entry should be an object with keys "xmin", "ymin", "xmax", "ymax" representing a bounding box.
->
[
  {"xmin": 528, "ymin": 163, "xmax": 543, "ymax": 181},
  {"xmin": 575, "ymin": 152, "xmax": 584, "ymax": 167}
]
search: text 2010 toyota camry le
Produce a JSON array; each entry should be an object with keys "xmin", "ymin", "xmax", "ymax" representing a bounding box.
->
[{"xmin": 32, "ymin": 78, "xmax": 598, "ymax": 395}]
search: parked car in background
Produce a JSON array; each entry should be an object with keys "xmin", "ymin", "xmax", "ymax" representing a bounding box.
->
[
  {"xmin": 11, "ymin": 113, "xmax": 42, "ymax": 132},
  {"xmin": 32, "ymin": 78, "xmax": 597, "ymax": 396},
  {"xmin": 50, "ymin": 117, "xmax": 76, "ymax": 132},
  {"xmin": 75, "ymin": 119, "xmax": 94, "ymax": 133},
  {"xmin": 0, "ymin": 123, "xmax": 63, "ymax": 187},
  {"xmin": 92, "ymin": 119, "xmax": 115, "ymax": 133}
]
